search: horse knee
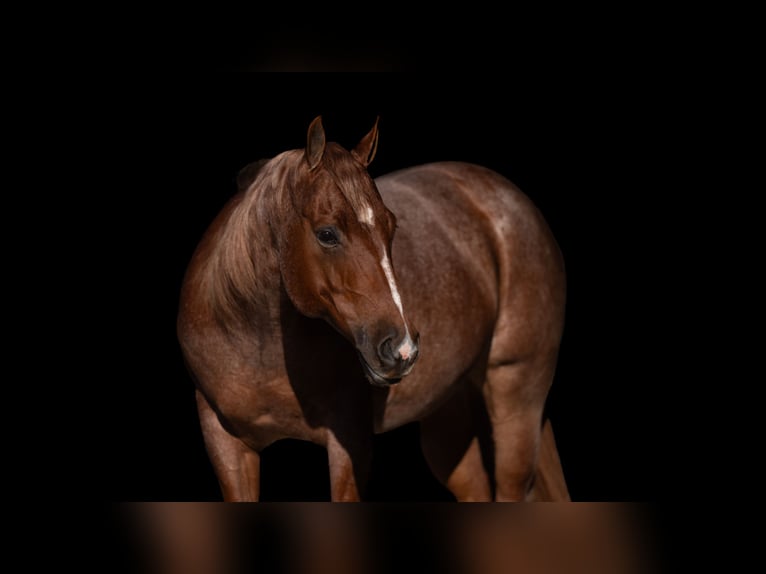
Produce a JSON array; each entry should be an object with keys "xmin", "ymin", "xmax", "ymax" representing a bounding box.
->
[{"xmin": 495, "ymin": 468, "xmax": 536, "ymax": 501}]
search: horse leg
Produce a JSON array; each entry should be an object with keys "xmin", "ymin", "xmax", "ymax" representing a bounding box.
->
[
  {"xmin": 326, "ymin": 429, "xmax": 372, "ymax": 502},
  {"xmin": 196, "ymin": 390, "xmax": 260, "ymax": 501},
  {"xmin": 527, "ymin": 418, "xmax": 570, "ymax": 501},
  {"xmin": 420, "ymin": 385, "xmax": 492, "ymax": 502},
  {"xmin": 483, "ymin": 360, "xmax": 554, "ymax": 501}
]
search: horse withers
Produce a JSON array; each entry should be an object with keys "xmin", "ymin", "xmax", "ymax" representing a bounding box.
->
[{"xmin": 177, "ymin": 116, "xmax": 568, "ymax": 501}]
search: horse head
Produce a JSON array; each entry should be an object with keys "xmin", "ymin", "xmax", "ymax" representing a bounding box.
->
[{"xmin": 274, "ymin": 116, "xmax": 419, "ymax": 387}]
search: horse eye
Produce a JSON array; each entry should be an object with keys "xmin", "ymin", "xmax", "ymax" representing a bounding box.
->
[{"xmin": 316, "ymin": 227, "xmax": 339, "ymax": 247}]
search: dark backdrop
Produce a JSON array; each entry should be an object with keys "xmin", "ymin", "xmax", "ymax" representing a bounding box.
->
[{"xmin": 101, "ymin": 74, "xmax": 681, "ymax": 501}]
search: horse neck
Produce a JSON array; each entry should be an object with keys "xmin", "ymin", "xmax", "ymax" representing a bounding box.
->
[{"xmin": 207, "ymin": 152, "xmax": 299, "ymax": 333}]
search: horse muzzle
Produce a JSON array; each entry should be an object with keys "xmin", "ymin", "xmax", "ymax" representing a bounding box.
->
[{"xmin": 358, "ymin": 331, "xmax": 420, "ymax": 387}]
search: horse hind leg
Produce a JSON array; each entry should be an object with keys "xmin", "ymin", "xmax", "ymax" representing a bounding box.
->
[
  {"xmin": 483, "ymin": 359, "xmax": 559, "ymax": 501},
  {"xmin": 196, "ymin": 390, "xmax": 261, "ymax": 501},
  {"xmin": 420, "ymin": 384, "xmax": 492, "ymax": 502}
]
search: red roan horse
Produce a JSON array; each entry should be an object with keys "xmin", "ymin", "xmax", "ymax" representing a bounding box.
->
[{"xmin": 178, "ymin": 117, "xmax": 568, "ymax": 501}]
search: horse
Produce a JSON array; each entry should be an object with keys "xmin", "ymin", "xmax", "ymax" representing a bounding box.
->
[{"xmin": 177, "ymin": 116, "xmax": 569, "ymax": 501}]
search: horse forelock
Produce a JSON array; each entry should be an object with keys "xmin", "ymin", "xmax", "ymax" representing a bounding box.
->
[{"xmin": 319, "ymin": 144, "xmax": 380, "ymax": 223}]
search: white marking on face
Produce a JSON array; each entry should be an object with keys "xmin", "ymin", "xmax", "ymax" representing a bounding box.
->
[
  {"xmin": 358, "ymin": 201, "xmax": 375, "ymax": 226},
  {"xmin": 380, "ymin": 253, "xmax": 404, "ymax": 318},
  {"xmin": 381, "ymin": 252, "xmax": 415, "ymax": 360},
  {"xmin": 398, "ymin": 336, "xmax": 414, "ymax": 360}
]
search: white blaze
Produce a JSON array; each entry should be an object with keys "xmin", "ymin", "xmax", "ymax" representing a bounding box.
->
[
  {"xmin": 380, "ymin": 254, "xmax": 404, "ymax": 318},
  {"xmin": 357, "ymin": 198, "xmax": 416, "ymax": 362},
  {"xmin": 380, "ymin": 253, "xmax": 415, "ymax": 359},
  {"xmin": 397, "ymin": 335, "xmax": 414, "ymax": 361}
]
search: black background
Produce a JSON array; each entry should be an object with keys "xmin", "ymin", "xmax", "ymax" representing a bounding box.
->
[{"xmin": 99, "ymin": 72, "xmax": 685, "ymax": 502}]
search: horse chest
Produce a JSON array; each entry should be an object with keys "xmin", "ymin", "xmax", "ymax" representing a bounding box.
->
[{"xmin": 216, "ymin": 375, "xmax": 328, "ymax": 448}]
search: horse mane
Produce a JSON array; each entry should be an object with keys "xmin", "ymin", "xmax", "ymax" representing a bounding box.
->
[
  {"xmin": 206, "ymin": 150, "xmax": 301, "ymax": 332},
  {"xmin": 236, "ymin": 158, "xmax": 270, "ymax": 192}
]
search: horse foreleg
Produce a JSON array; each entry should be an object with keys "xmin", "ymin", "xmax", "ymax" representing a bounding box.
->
[
  {"xmin": 527, "ymin": 418, "xmax": 570, "ymax": 501},
  {"xmin": 484, "ymin": 361, "xmax": 553, "ymax": 502},
  {"xmin": 326, "ymin": 430, "xmax": 371, "ymax": 502},
  {"xmin": 196, "ymin": 390, "xmax": 261, "ymax": 501},
  {"xmin": 420, "ymin": 386, "xmax": 492, "ymax": 502}
]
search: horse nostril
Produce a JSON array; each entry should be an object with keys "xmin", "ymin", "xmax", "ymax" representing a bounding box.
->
[
  {"xmin": 378, "ymin": 333, "xmax": 419, "ymax": 371},
  {"xmin": 378, "ymin": 337, "xmax": 395, "ymax": 365}
]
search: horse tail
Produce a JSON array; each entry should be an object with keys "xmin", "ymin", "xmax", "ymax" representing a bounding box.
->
[{"xmin": 530, "ymin": 418, "xmax": 570, "ymax": 501}]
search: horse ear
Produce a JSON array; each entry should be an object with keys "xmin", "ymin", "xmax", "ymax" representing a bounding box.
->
[
  {"xmin": 352, "ymin": 116, "xmax": 380, "ymax": 167},
  {"xmin": 306, "ymin": 116, "xmax": 326, "ymax": 170}
]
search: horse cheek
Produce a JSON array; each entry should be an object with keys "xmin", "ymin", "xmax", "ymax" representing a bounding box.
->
[{"xmin": 279, "ymin": 241, "xmax": 325, "ymax": 318}]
